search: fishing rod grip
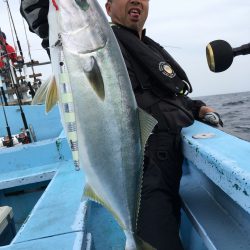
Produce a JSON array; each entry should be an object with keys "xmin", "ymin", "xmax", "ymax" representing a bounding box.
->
[
  {"xmin": 21, "ymin": 110, "xmax": 28, "ymax": 129},
  {"xmin": 27, "ymin": 82, "xmax": 36, "ymax": 98},
  {"xmin": 5, "ymin": 125, "xmax": 13, "ymax": 147},
  {"xmin": 0, "ymin": 87, "xmax": 8, "ymax": 106},
  {"xmin": 6, "ymin": 126, "xmax": 12, "ymax": 139},
  {"xmin": 0, "ymin": 77, "xmax": 8, "ymax": 105},
  {"xmin": 20, "ymin": 109, "xmax": 32, "ymax": 143},
  {"xmin": 16, "ymin": 40, "xmax": 24, "ymax": 64}
]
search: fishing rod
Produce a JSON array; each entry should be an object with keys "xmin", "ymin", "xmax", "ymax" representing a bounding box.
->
[
  {"xmin": 20, "ymin": 6, "xmax": 36, "ymax": 98},
  {"xmin": 7, "ymin": 0, "xmax": 37, "ymax": 97},
  {"xmin": 0, "ymin": 85, "xmax": 8, "ymax": 106},
  {"xmin": 20, "ymin": 6, "xmax": 35, "ymax": 75},
  {"xmin": 0, "ymin": 77, "xmax": 13, "ymax": 147},
  {"xmin": 5, "ymin": 0, "xmax": 24, "ymax": 64},
  {"xmin": 0, "ymin": 32, "xmax": 9, "ymax": 106},
  {"xmin": 9, "ymin": 63, "xmax": 32, "ymax": 143},
  {"xmin": 0, "ymin": 29, "xmax": 32, "ymax": 143},
  {"xmin": 5, "ymin": 0, "xmax": 26, "ymax": 90}
]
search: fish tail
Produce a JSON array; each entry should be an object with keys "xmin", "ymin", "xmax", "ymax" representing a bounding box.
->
[{"xmin": 124, "ymin": 231, "xmax": 156, "ymax": 250}]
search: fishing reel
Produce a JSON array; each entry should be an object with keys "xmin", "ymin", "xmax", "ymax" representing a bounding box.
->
[
  {"xmin": 17, "ymin": 131, "xmax": 31, "ymax": 144},
  {"xmin": 2, "ymin": 135, "xmax": 13, "ymax": 147},
  {"xmin": 206, "ymin": 40, "xmax": 250, "ymax": 72},
  {"xmin": 1, "ymin": 131, "xmax": 30, "ymax": 148}
]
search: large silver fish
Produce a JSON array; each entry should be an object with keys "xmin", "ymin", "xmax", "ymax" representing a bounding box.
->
[{"xmin": 37, "ymin": 0, "xmax": 157, "ymax": 249}]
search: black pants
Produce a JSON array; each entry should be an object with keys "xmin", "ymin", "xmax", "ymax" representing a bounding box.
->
[{"xmin": 137, "ymin": 132, "xmax": 184, "ymax": 250}]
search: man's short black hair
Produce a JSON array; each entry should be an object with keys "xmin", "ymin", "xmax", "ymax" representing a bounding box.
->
[{"xmin": 0, "ymin": 31, "xmax": 6, "ymax": 40}]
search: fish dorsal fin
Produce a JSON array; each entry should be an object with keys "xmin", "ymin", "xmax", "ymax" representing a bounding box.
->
[
  {"xmin": 84, "ymin": 56, "xmax": 105, "ymax": 101},
  {"xmin": 31, "ymin": 77, "xmax": 51, "ymax": 105},
  {"xmin": 138, "ymin": 108, "xmax": 157, "ymax": 149},
  {"xmin": 84, "ymin": 183, "xmax": 125, "ymax": 229},
  {"xmin": 45, "ymin": 76, "xmax": 59, "ymax": 112}
]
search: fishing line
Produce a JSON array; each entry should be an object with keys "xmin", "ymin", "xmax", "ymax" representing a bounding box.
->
[
  {"xmin": 5, "ymin": 0, "xmax": 24, "ymax": 63},
  {"xmin": 6, "ymin": 3, "xmax": 17, "ymax": 53},
  {"xmin": 21, "ymin": 6, "xmax": 35, "ymax": 75},
  {"xmin": 162, "ymin": 45, "xmax": 182, "ymax": 50}
]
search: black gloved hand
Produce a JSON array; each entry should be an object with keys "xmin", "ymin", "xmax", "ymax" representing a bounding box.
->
[
  {"xmin": 203, "ymin": 112, "xmax": 224, "ymax": 127},
  {"xmin": 20, "ymin": 0, "xmax": 49, "ymax": 53},
  {"xmin": 20, "ymin": 0, "xmax": 49, "ymax": 38}
]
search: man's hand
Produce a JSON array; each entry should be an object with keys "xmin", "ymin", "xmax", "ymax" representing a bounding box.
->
[
  {"xmin": 199, "ymin": 106, "xmax": 223, "ymax": 127},
  {"xmin": 20, "ymin": 0, "xmax": 49, "ymax": 39},
  {"xmin": 198, "ymin": 106, "xmax": 215, "ymax": 118}
]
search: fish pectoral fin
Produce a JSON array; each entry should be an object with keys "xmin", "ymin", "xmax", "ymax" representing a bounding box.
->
[
  {"xmin": 84, "ymin": 56, "xmax": 105, "ymax": 101},
  {"xmin": 45, "ymin": 76, "xmax": 59, "ymax": 113},
  {"xmin": 138, "ymin": 108, "xmax": 158, "ymax": 149}
]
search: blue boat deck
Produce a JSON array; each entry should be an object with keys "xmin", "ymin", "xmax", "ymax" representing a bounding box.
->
[
  {"xmin": 0, "ymin": 105, "xmax": 125, "ymax": 250},
  {"xmin": 0, "ymin": 105, "xmax": 88, "ymax": 249},
  {"xmin": 0, "ymin": 105, "xmax": 250, "ymax": 249},
  {"xmin": 0, "ymin": 161, "xmax": 86, "ymax": 250}
]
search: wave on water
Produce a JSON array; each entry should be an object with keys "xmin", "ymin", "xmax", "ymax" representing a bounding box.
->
[
  {"xmin": 235, "ymin": 126, "xmax": 250, "ymax": 131},
  {"xmin": 222, "ymin": 100, "xmax": 245, "ymax": 106},
  {"xmin": 197, "ymin": 91, "xmax": 250, "ymax": 142}
]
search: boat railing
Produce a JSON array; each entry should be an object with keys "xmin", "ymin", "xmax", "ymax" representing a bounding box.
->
[{"xmin": 180, "ymin": 121, "xmax": 250, "ymax": 250}]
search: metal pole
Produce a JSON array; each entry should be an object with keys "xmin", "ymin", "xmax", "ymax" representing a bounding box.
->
[{"xmin": 0, "ymin": 90, "xmax": 13, "ymax": 147}]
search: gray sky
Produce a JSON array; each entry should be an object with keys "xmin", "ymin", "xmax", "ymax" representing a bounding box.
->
[{"xmin": 1, "ymin": 0, "xmax": 249, "ymax": 97}]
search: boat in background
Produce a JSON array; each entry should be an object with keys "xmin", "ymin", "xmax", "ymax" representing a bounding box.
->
[
  {"xmin": 0, "ymin": 0, "xmax": 51, "ymax": 108},
  {"xmin": 0, "ymin": 56, "xmax": 50, "ymax": 107}
]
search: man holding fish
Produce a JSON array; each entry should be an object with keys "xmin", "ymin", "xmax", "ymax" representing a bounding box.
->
[{"xmin": 20, "ymin": 1, "xmax": 221, "ymax": 249}]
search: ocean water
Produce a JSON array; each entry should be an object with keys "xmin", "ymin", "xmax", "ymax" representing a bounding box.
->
[{"xmin": 197, "ymin": 91, "xmax": 250, "ymax": 142}]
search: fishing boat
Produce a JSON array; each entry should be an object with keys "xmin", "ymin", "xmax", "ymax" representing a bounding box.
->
[
  {"xmin": 0, "ymin": 1, "xmax": 250, "ymax": 249},
  {"xmin": 0, "ymin": 103, "xmax": 250, "ymax": 250}
]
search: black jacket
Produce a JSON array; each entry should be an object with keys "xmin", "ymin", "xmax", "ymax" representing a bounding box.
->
[{"xmin": 112, "ymin": 24, "xmax": 206, "ymax": 132}]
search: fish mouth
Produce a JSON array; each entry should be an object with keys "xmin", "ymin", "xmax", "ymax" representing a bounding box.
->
[
  {"xmin": 63, "ymin": 25, "xmax": 108, "ymax": 55},
  {"xmin": 78, "ymin": 40, "xmax": 107, "ymax": 54}
]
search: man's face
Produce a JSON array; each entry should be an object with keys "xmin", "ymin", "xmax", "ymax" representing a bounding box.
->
[{"xmin": 106, "ymin": 0, "xmax": 149, "ymax": 33}]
